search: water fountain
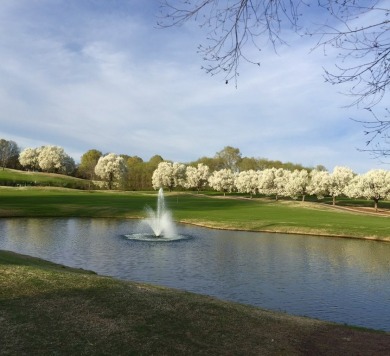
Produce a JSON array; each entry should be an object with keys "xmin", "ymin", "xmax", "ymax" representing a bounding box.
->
[
  {"xmin": 144, "ymin": 188, "xmax": 176, "ymax": 238},
  {"xmin": 125, "ymin": 188, "xmax": 182, "ymax": 241}
]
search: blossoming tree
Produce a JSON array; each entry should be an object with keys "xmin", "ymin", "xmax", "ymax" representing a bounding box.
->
[
  {"xmin": 94, "ymin": 153, "xmax": 127, "ymax": 190},
  {"xmin": 307, "ymin": 169, "xmax": 330, "ymax": 200},
  {"xmin": 328, "ymin": 166, "xmax": 355, "ymax": 205},
  {"xmin": 208, "ymin": 168, "xmax": 236, "ymax": 196},
  {"xmin": 258, "ymin": 168, "xmax": 279, "ymax": 197},
  {"xmin": 184, "ymin": 163, "xmax": 210, "ymax": 192},
  {"xmin": 273, "ymin": 168, "xmax": 291, "ymax": 200},
  {"xmin": 284, "ymin": 169, "xmax": 310, "ymax": 201},
  {"xmin": 345, "ymin": 169, "xmax": 390, "ymax": 211},
  {"xmin": 19, "ymin": 147, "xmax": 42, "ymax": 171},
  {"xmin": 38, "ymin": 145, "xmax": 75, "ymax": 174},
  {"xmin": 152, "ymin": 161, "xmax": 186, "ymax": 190},
  {"xmin": 235, "ymin": 169, "xmax": 259, "ymax": 198}
]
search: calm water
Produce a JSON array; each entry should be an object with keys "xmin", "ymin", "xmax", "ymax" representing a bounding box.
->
[{"xmin": 1, "ymin": 218, "xmax": 389, "ymax": 331}]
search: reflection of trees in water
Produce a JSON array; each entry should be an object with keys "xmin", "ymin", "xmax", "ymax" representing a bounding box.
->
[
  {"xmin": 214, "ymin": 230, "xmax": 390, "ymax": 277},
  {"xmin": 292, "ymin": 236, "xmax": 390, "ymax": 276},
  {"xmin": 5, "ymin": 218, "xmax": 53, "ymax": 245}
]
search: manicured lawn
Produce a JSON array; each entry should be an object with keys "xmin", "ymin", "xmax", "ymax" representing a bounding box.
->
[
  {"xmin": 1, "ymin": 250, "xmax": 389, "ymax": 355},
  {"xmin": 0, "ymin": 168, "xmax": 90, "ymax": 189},
  {"xmin": 0, "ymin": 187, "xmax": 389, "ymax": 240}
]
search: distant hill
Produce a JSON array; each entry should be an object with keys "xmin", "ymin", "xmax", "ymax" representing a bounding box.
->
[{"xmin": 0, "ymin": 169, "xmax": 92, "ymax": 190}]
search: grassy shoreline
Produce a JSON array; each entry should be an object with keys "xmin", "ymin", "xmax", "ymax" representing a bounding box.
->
[
  {"xmin": 1, "ymin": 250, "xmax": 389, "ymax": 355},
  {"xmin": 0, "ymin": 187, "xmax": 389, "ymax": 242}
]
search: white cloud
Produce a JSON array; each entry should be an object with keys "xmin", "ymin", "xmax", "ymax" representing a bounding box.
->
[{"xmin": 0, "ymin": 0, "xmax": 388, "ymax": 173}]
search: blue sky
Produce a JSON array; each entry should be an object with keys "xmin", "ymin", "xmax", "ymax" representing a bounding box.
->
[{"xmin": 0, "ymin": 0, "xmax": 388, "ymax": 173}]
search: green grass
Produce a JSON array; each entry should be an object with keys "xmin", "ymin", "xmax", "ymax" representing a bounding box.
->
[
  {"xmin": 1, "ymin": 250, "xmax": 389, "ymax": 355},
  {"xmin": 0, "ymin": 187, "xmax": 389, "ymax": 240},
  {"xmin": 0, "ymin": 168, "xmax": 91, "ymax": 189},
  {"xmin": 176, "ymin": 196, "xmax": 390, "ymax": 240}
]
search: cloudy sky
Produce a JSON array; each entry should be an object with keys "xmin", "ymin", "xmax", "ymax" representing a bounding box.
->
[{"xmin": 0, "ymin": 0, "xmax": 388, "ymax": 173}]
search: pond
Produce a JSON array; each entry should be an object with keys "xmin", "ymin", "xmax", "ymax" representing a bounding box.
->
[{"xmin": 0, "ymin": 218, "xmax": 389, "ymax": 331}]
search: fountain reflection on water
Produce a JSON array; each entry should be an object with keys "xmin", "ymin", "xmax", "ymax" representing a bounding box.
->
[{"xmin": 125, "ymin": 188, "xmax": 185, "ymax": 241}]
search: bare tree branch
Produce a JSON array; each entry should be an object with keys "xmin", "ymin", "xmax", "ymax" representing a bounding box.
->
[
  {"xmin": 353, "ymin": 108, "xmax": 390, "ymax": 158},
  {"xmin": 313, "ymin": 1, "xmax": 390, "ymax": 108},
  {"xmin": 158, "ymin": 0, "xmax": 306, "ymax": 85},
  {"xmin": 158, "ymin": 0, "xmax": 390, "ymax": 155}
]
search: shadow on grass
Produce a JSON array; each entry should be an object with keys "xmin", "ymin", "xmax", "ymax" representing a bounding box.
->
[{"xmin": 1, "ymin": 252, "xmax": 389, "ymax": 355}]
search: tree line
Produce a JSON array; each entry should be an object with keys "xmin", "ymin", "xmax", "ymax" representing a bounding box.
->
[
  {"xmin": 0, "ymin": 139, "xmax": 311, "ymax": 190},
  {"xmin": 152, "ymin": 162, "xmax": 390, "ymax": 211},
  {"xmin": 2, "ymin": 139, "xmax": 389, "ymax": 209}
]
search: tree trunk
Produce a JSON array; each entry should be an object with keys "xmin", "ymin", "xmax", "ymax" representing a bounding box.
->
[
  {"xmin": 108, "ymin": 172, "xmax": 113, "ymax": 190},
  {"xmin": 374, "ymin": 198, "xmax": 379, "ymax": 212},
  {"xmin": 332, "ymin": 196, "xmax": 336, "ymax": 205}
]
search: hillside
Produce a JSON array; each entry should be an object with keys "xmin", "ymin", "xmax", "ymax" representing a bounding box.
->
[{"xmin": 0, "ymin": 168, "xmax": 91, "ymax": 189}]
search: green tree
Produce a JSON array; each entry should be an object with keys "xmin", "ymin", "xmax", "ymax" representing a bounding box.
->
[
  {"xmin": 127, "ymin": 155, "xmax": 164, "ymax": 191},
  {"xmin": 78, "ymin": 149, "xmax": 102, "ymax": 180},
  {"xmin": 214, "ymin": 146, "xmax": 242, "ymax": 172},
  {"xmin": 238, "ymin": 157, "xmax": 262, "ymax": 171},
  {"xmin": 0, "ymin": 139, "xmax": 20, "ymax": 170},
  {"xmin": 125, "ymin": 156, "xmax": 145, "ymax": 190},
  {"xmin": 148, "ymin": 155, "xmax": 164, "ymax": 167},
  {"xmin": 190, "ymin": 156, "xmax": 220, "ymax": 172}
]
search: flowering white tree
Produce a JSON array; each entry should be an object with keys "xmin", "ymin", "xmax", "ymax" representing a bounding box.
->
[
  {"xmin": 284, "ymin": 169, "xmax": 310, "ymax": 201},
  {"xmin": 152, "ymin": 161, "xmax": 186, "ymax": 190},
  {"xmin": 94, "ymin": 153, "xmax": 127, "ymax": 190},
  {"xmin": 184, "ymin": 163, "xmax": 210, "ymax": 192},
  {"xmin": 19, "ymin": 147, "xmax": 42, "ymax": 171},
  {"xmin": 328, "ymin": 166, "xmax": 355, "ymax": 205},
  {"xmin": 235, "ymin": 170, "xmax": 258, "ymax": 198},
  {"xmin": 208, "ymin": 168, "xmax": 236, "ymax": 195},
  {"xmin": 258, "ymin": 168, "xmax": 279, "ymax": 197},
  {"xmin": 307, "ymin": 169, "xmax": 330, "ymax": 200},
  {"xmin": 38, "ymin": 145, "xmax": 75, "ymax": 174},
  {"xmin": 273, "ymin": 169, "xmax": 291, "ymax": 200},
  {"xmin": 345, "ymin": 170, "xmax": 390, "ymax": 211}
]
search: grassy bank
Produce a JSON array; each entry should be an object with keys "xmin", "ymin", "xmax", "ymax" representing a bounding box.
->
[
  {"xmin": 1, "ymin": 250, "xmax": 389, "ymax": 355},
  {"xmin": 0, "ymin": 187, "xmax": 389, "ymax": 240},
  {"xmin": 0, "ymin": 168, "xmax": 91, "ymax": 189}
]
